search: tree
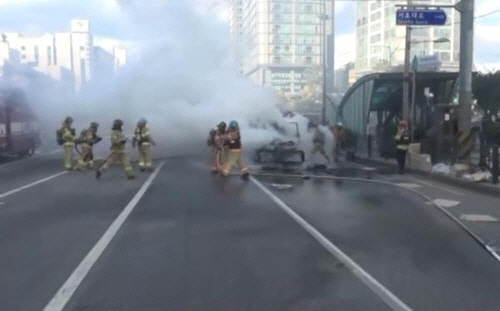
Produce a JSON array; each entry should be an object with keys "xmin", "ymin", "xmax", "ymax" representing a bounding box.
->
[{"xmin": 473, "ymin": 71, "xmax": 500, "ymax": 114}]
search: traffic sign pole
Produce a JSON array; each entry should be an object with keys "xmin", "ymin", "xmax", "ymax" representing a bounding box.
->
[{"xmin": 402, "ymin": 0, "xmax": 412, "ymax": 123}]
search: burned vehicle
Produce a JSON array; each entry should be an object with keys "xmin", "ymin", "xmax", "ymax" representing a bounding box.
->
[{"xmin": 254, "ymin": 122, "xmax": 305, "ymax": 164}]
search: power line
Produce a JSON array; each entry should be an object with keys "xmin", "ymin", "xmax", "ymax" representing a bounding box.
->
[{"xmin": 475, "ymin": 8, "xmax": 500, "ymax": 20}]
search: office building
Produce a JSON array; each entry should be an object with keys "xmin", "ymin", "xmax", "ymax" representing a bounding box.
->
[
  {"xmin": 0, "ymin": 20, "xmax": 126, "ymax": 91},
  {"xmin": 230, "ymin": 0, "xmax": 333, "ymax": 96}
]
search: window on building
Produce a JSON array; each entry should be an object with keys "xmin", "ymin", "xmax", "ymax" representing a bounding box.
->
[
  {"xmin": 273, "ymin": 56, "xmax": 281, "ymax": 63},
  {"xmin": 34, "ymin": 46, "xmax": 39, "ymax": 63},
  {"xmin": 434, "ymin": 28, "xmax": 451, "ymax": 39},
  {"xmin": 438, "ymin": 52, "xmax": 451, "ymax": 62},
  {"xmin": 305, "ymin": 46, "xmax": 312, "ymax": 54},
  {"xmin": 370, "ymin": 34, "xmax": 381, "ymax": 44},
  {"xmin": 21, "ymin": 54, "xmax": 26, "ymax": 60},
  {"xmin": 305, "ymin": 5, "xmax": 312, "ymax": 13},
  {"xmin": 21, "ymin": 46, "xmax": 26, "ymax": 51},
  {"xmin": 47, "ymin": 46, "xmax": 52, "ymax": 65},
  {"xmin": 284, "ymin": 45, "xmax": 290, "ymax": 52},
  {"xmin": 274, "ymin": 45, "xmax": 281, "ymax": 53},
  {"xmin": 80, "ymin": 46, "xmax": 85, "ymax": 51},
  {"xmin": 305, "ymin": 57, "xmax": 312, "ymax": 64},
  {"xmin": 371, "ymin": 2, "xmax": 381, "ymax": 10},
  {"xmin": 370, "ymin": 12, "xmax": 381, "ymax": 21}
]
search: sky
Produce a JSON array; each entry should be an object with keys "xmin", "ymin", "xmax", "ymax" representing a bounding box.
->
[{"xmin": 0, "ymin": 0, "xmax": 498, "ymax": 70}]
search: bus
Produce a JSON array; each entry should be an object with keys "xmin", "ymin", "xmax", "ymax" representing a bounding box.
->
[{"xmin": 0, "ymin": 88, "xmax": 41, "ymax": 157}]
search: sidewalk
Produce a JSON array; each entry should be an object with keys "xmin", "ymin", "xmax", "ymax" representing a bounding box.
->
[{"xmin": 355, "ymin": 150, "xmax": 500, "ymax": 198}]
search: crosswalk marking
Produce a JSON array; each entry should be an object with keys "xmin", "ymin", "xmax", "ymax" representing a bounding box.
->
[
  {"xmin": 433, "ymin": 199, "xmax": 461, "ymax": 208},
  {"xmin": 396, "ymin": 183, "xmax": 422, "ymax": 189},
  {"xmin": 460, "ymin": 214, "xmax": 499, "ymax": 222}
]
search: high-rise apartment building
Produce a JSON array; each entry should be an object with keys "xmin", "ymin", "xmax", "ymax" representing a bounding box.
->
[
  {"xmin": 230, "ymin": 0, "xmax": 332, "ymax": 96},
  {"xmin": 0, "ymin": 20, "xmax": 126, "ymax": 91},
  {"xmin": 355, "ymin": 0, "xmax": 460, "ymax": 78}
]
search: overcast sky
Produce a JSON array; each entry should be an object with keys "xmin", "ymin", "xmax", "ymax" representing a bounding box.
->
[{"xmin": 0, "ymin": 0, "xmax": 498, "ymax": 71}]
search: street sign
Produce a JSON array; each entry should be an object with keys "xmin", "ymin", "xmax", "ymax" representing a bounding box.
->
[
  {"xmin": 396, "ymin": 9, "xmax": 447, "ymax": 26},
  {"xmin": 410, "ymin": 55, "xmax": 441, "ymax": 72}
]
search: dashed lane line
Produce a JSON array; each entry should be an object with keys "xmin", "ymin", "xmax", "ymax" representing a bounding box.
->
[
  {"xmin": 250, "ymin": 176, "xmax": 413, "ymax": 311},
  {"xmin": 0, "ymin": 171, "xmax": 68, "ymax": 200},
  {"xmin": 43, "ymin": 161, "xmax": 165, "ymax": 311},
  {"xmin": 433, "ymin": 199, "xmax": 461, "ymax": 208},
  {"xmin": 460, "ymin": 214, "xmax": 499, "ymax": 222}
]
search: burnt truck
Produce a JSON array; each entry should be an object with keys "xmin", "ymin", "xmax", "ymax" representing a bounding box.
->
[
  {"xmin": 0, "ymin": 88, "xmax": 41, "ymax": 157},
  {"xmin": 254, "ymin": 121, "xmax": 305, "ymax": 164}
]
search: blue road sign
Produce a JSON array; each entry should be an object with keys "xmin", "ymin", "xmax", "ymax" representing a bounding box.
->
[{"xmin": 396, "ymin": 9, "xmax": 447, "ymax": 26}]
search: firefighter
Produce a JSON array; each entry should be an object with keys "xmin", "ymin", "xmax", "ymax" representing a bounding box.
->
[
  {"xmin": 96, "ymin": 119, "xmax": 135, "ymax": 179},
  {"xmin": 332, "ymin": 122, "xmax": 345, "ymax": 162},
  {"xmin": 208, "ymin": 121, "xmax": 227, "ymax": 173},
  {"xmin": 395, "ymin": 119, "xmax": 411, "ymax": 174},
  {"xmin": 309, "ymin": 123, "xmax": 330, "ymax": 163},
  {"xmin": 221, "ymin": 120, "xmax": 249, "ymax": 179},
  {"xmin": 59, "ymin": 116, "xmax": 76, "ymax": 170},
  {"xmin": 75, "ymin": 122, "xmax": 102, "ymax": 171},
  {"xmin": 133, "ymin": 118, "xmax": 155, "ymax": 172}
]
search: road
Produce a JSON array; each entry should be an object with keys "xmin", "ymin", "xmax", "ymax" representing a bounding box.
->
[{"xmin": 1, "ymin": 154, "xmax": 500, "ymax": 311}]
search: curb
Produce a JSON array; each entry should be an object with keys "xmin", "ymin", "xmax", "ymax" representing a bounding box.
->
[{"xmin": 356, "ymin": 156, "xmax": 500, "ymax": 199}]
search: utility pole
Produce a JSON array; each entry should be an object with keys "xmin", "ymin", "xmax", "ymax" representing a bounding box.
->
[
  {"xmin": 330, "ymin": 0, "xmax": 335, "ymax": 94},
  {"xmin": 402, "ymin": 0, "xmax": 412, "ymax": 121},
  {"xmin": 321, "ymin": 0, "xmax": 327, "ymax": 125},
  {"xmin": 457, "ymin": 0, "xmax": 474, "ymax": 133}
]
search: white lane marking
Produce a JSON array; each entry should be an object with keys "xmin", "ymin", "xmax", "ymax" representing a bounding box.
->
[
  {"xmin": 362, "ymin": 166, "xmax": 377, "ymax": 171},
  {"xmin": 250, "ymin": 177, "xmax": 413, "ymax": 311},
  {"xmin": 460, "ymin": 214, "xmax": 499, "ymax": 222},
  {"xmin": 485, "ymin": 245, "xmax": 500, "ymax": 262},
  {"xmin": 43, "ymin": 161, "xmax": 165, "ymax": 311},
  {"xmin": 412, "ymin": 179, "xmax": 465, "ymax": 196},
  {"xmin": 433, "ymin": 199, "xmax": 461, "ymax": 208},
  {"xmin": 0, "ymin": 172, "xmax": 67, "ymax": 200},
  {"xmin": 270, "ymin": 183, "xmax": 293, "ymax": 190},
  {"xmin": 396, "ymin": 183, "xmax": 422, "ymax": 189}
]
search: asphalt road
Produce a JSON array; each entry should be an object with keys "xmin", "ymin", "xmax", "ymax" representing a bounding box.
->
[{"xmin": 1, "ymin": 155, "xmax": 500, "ymax": 311}]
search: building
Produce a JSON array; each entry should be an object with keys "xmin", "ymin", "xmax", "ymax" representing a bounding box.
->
[
  {"xmin": 0, "ymin": 20, "xmax": 126, "ymax": 91},
  {"xmin": 334, "ymin": 62, "xmax": 355, "ymax": 93},
  {"xmin": 355, "ymin": 0, "xmax": 460, "ymax": 78},
  {"xmin": 113, "ymin": 46, "xmax": 127, "ymax": 72},
  {"xmin": 230, "ymin": 0, "xmax": 333, "ymax": 96}
]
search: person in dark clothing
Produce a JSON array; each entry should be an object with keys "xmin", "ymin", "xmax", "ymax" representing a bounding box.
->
[{"xmin": 395, "ymin": 120, "xmax": 411, "ymax": 174}]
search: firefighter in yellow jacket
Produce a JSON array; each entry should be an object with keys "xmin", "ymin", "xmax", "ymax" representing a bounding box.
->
[
  {"xmin": 133, "ymin": 118, "xmax": 155, "ymax": 171},
  {"xmin": 59, "ymin": 116, "xmax": 76, "ymax": 170},
  {"xmin": 221, "ymin": 120, "xmax": 249, "ymax": 179},
  {"xmin": 96, "ymin": 119, "xmax": 135, "ymax": 179},
  {"xmin": 75, "ymin": 122, "xmax": 102, "ymax": 171}
]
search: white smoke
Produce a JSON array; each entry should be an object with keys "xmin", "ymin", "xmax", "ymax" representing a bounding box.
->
[{"xmin": 2, "ymin": 0, "xmax": 294, "ymax": 157}]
